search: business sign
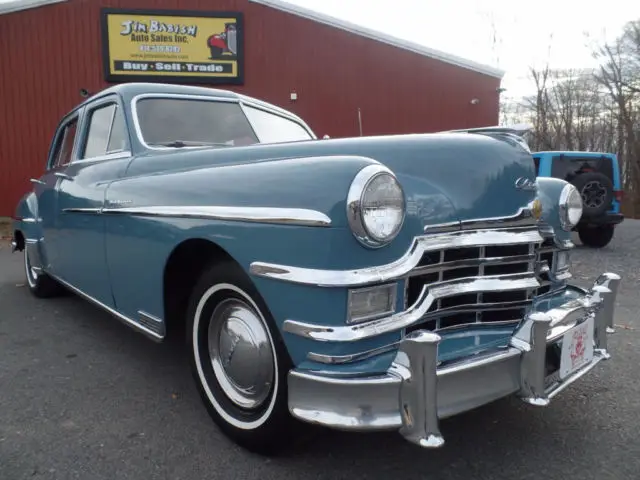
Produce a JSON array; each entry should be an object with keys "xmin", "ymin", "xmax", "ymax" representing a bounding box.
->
[{"xmin": 100, "ymin": 8, "xmax": 244, "ymax": 84}]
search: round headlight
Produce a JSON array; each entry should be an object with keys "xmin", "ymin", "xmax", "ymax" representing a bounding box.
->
[
  {"xmin": 559, "ymin": 183, "xmax": 583, "ymax": 231},
  {"xmin": 347, "ymin": 165, "xmax": 406, "ymax": 248}
]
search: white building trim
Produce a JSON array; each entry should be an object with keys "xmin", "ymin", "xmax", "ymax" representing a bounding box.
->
[{"xmin": 0, "ymin": 0, "xmax": 67, "ymax": 15}]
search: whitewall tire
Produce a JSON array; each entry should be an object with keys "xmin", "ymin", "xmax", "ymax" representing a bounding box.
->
[{"xmin": 186, "ymin": 260, "xmax": 304, "ymax": 455}]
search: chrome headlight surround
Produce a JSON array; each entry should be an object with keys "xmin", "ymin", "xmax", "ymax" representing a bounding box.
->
[
  {"xmin": 559, "ymin": 183, "xmax": 583, "ymax": 231},
  {"xmin": 346, "ymin": 164, "xmax": 406, "ymax": 248}
]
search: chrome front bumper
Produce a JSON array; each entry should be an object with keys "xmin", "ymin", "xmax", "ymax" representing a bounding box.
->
[{"xmin": 287, "ymin": 272, "xmax": 621, "ymax": 448}]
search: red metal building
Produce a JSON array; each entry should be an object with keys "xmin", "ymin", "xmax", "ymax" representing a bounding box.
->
[{"xmin": 0, "ymin": 0, "xmax": 504, "ymax": 217}]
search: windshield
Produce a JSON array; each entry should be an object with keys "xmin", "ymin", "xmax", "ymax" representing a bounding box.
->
[{"xmin": 135, "ymin": 97, "xmax": 313, "ymax": 148}]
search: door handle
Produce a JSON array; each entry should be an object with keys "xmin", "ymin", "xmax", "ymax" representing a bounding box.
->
[
  {"xmin": 30, "ymin": 178, "xmax": 46, "ymax": 185},
  {"xmin": 54, "ymin": 172, "xmax": 73, "ymax": 181}
]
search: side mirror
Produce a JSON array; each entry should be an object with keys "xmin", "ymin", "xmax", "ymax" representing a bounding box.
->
[{"xmin": 80, "ymin": 88, "xmax": 90, "ymax": 98}]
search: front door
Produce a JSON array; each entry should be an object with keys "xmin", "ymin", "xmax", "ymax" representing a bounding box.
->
[{"xmin": 53, "ymin": 96, "xmax": 133, "ymax": 307}]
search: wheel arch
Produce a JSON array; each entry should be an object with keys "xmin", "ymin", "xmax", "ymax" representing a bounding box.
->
[{"xmin": 162, "ymin": 237, "xmax": 248, "ymax": 338}]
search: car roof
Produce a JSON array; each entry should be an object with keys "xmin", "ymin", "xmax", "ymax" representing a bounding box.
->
[{"xmin": 68, "ymin": 82, "xmax": 305, "ymax": 125}]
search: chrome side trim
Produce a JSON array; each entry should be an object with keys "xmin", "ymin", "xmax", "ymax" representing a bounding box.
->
[
  {"xmin": 22, "ymin": 217, "xmax": 37, "ymax": 223},
  {"xmin": 54, "ymin": 172, "xmax": 74, "ymax": 181},
  {"xmin": 61, "ymin": 205, "xmax": 331, "ymax": 227},
  {"xmin": 70, "ymin": 151, "xmax": 132, "ymax": 165},
  {"xmin": 138, "ymin": 310, "xmax": 166, "ymax": 338},
  {"xmin": 251, "ymin": 227, "xmax": 544, "ymax": 287},
  {"xmin": 63, "ymin": 208, "xmax": 102, "ymax": 215},
  {"xmin": 283, "ymin": 272, "xmax": 540, "ymax": 342},
  {"xmin": 100, "ymin": 205, "xmax": 332, "ymax": 227},
  {"xmin": 48, "ymin": 273, "xmax": 164, "ymax": 342}
]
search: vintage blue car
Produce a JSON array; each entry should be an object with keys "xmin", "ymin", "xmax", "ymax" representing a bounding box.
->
[{"xmin": 11, "ymin": 83, "xmax": 621, "ymax": 455}]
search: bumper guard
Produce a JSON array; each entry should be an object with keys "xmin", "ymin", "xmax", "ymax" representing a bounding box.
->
[{"xmin": 287, "ymin": 272, "xmax": 621, "ymax": 448}]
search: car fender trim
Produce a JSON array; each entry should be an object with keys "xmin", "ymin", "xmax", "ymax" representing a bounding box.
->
[{"xmin": 63, "ymin": 205, "xmax": 332, "ymax": 227}]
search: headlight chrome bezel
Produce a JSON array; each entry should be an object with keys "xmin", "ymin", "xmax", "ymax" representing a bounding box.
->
[
  {"xmin": 346, "ymin": 164, "xmax": 406, "ymax": 248},
  {"xmin": 559, "ymin": 183, "xmax": 583, "ymax": 231}
]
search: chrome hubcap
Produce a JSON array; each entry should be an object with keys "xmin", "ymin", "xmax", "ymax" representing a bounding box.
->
[
  {"xmin": 208, "ymin": 298, "xmax": 274, "ymax": 409},
  {"xmin": 24, "ymin": 249, "xmax": 38, "ymax": 287}
]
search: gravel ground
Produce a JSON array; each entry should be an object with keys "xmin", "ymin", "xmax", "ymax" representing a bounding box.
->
[{"xmin": 1, "ymin": 222, "xmax": 639, "ymax": 480}]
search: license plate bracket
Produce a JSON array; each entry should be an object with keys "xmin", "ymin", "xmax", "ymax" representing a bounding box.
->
[{"xmin": 559, "ymin": 316, "xmax": 594, "ymax": 380}]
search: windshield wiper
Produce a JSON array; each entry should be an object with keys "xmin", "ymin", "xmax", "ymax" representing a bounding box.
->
[{"xmin": 149, "ymin": 140, "xmax": 232, "ymax": 148}]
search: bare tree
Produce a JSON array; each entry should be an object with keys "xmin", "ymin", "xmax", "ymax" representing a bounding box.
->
[
  {"xmin": 500, "ymin": 23, "xmax": 640, "ymax": 217},
  {"xmin": 593, "ymin": 20, "xmax": 640, "ymax": 216}
]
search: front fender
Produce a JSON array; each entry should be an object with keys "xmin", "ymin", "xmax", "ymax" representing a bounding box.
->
[{"xmin": 12, "ymin": 191, "xmax": 40, "ymax": 246}]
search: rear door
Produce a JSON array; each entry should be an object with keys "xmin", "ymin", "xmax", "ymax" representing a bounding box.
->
[{"xmin": 36, "ymin": 112, "xmax": 82, "ymax": 273}]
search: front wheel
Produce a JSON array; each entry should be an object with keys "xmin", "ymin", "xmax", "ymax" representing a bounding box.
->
[
  {"xmin": 578, "ymin": 224, "xmax": 615, "ymax": 248},
  {"xmin": 186, "ymin": 261, "xmax": 304, "ymax": 455}
]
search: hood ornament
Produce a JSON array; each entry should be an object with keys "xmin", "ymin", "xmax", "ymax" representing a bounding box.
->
[{"xmin": 514, "ymin": 177, "xmax": 536, "ymax": 191}]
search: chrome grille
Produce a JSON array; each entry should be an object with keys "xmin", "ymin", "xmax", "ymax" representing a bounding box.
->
[{"xmin": 404, "ymin": 227, "xmax": 553, "ymax": 332}]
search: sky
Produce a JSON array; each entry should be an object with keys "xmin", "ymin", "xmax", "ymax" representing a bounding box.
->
[
  {"xmin": 2, "ymin": 0, "xmax": 640, "ymax": 98},
  {"xmin": 285, "ymin": 0, "xmax": 640, "ymax": 98}
]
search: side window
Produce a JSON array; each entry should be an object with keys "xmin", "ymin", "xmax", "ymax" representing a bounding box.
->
[
  {"xmin": 81, "ymin": 103, "xmax": 128, "ymax": 159},
  {"xmin": 243, "ymin": 106, "xmax": 313, "ymax": 144},
  {"xmin": 51, "ymin": 119, "xmax": 78, "ymax": 168},
  {"xmin": 107, "ymin": 108, "xmax": 127, "ymax": 153}
]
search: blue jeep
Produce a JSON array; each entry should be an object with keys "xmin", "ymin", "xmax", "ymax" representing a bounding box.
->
[{"xmin": 532, "ymin": 151, "xmax": 624, "ymax": 248}]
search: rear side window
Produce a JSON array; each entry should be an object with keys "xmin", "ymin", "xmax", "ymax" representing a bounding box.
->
[
  {"xmin": 81, "ymin": 103, "xmax": 128, "ymax": 159},
  {"xmin": 50, "ymin": 118, "xmax": 78, "ymax": 168}
]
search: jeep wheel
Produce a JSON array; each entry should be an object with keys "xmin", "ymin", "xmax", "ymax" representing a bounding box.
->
[
  {"xmin": 186, "ymin": 260, "xmax": 305, "ymax": 456},
  {"xmin": 571, "ymin": 172, "xmax": 614, "ymax": 218},
  {"xmin": 578, "ymin": 225, "xmax": 615, "ymax": 248},
  {"xmin": 24, "ymin": 248, "xmax": 64, "ymax": 298}
]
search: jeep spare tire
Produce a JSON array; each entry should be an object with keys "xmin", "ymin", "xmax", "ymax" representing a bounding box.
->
[{"xmin": 571, "ymin": 171, "xmax": 614, "ymax": 217}]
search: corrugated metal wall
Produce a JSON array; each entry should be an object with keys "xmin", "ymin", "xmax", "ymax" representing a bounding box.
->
[{"xmin": 0, "ymin": 0, "xmax": 501, "ymax": 216}]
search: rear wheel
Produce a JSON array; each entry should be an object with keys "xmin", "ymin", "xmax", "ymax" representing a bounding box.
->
[
  {"xmin": 578, "ymin": 224, "xmax": 615, "ymax": 248},
  {"xmin": 24, "ymin": 248, "xmax": 64, "ymax": 298},
  {"xmin": 186, "ymin": 260, "xmax": 304, "ymax": 455}
]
